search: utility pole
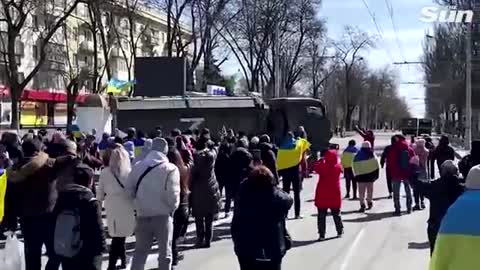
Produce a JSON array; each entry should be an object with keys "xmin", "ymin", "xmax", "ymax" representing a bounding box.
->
[{"xmin": 466, "ymin": 22, "xmax": 472, "ymax": 150}]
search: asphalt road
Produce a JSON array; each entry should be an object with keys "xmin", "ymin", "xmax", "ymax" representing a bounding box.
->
[
  {"xmin": 155, "ymin": 132, "xmax": 432, "ymax": 270},
  {"xmin": 18, "ymin": 131, "xmax": 441, "ymax": 269}
]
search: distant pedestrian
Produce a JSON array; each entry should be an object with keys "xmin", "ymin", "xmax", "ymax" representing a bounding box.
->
[
  {"xmin": 97, "ymin": 145, "xmax": 135, "ymax": 270},
  {"xmin": 353, "ymin": 141, "xmax": 380, "ymax": 212},
  {"xmin": 258, "ymin": 135, "xmax": 279, "ymax": 184},
  {"xmin": 215, "ymin": 143, "xmax": 231, "ymax": 197},
  {"xmin": 166, "ymin": 146, "xmax": 190, "ymax": 266},
  {"xmin": 232, "ymin": 166, "xmax": 292, "ymax": 270},
  {"xmin": 354, "ymin": 125, "xmax": 375, "ymax": 150},
  {"xmin": 53, "ymin": 164, "xmax": 106, "ymax": 270},
  {"xmin": 314, "ymin": 150, "xmax": 344, "ymax": 241},
  {"xmin": 190, "ymin": 137, "xmax": 220, "ymax": 248},
  {"xmin": 387, "ymin": 135, "xmax": 415, "ymax": 215},
  {"xmin": 413, "ymin": 139, "xmax": 429, "ymax": 210},
  {"xmin": 341, "ymin": 140, "xmax": 358, "ymax": 199},
  {"xmin": 225, "ymin": 147, "xmax": 253, "ymax": 217},
  {"xmin": 430, "ymin": 136, "xmax": 455, "ymax": 179},
  {"xmin": 380, "ymin": 136, "xmax": 398, "ymax": 198},
  {"xmin": 128, "ymin": 138, "xmax": 180, "ymax": 270}
]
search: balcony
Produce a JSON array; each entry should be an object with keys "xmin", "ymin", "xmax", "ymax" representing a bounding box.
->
[{"xmin": 43, "ymin": 60, "xmax": 65, "ymax": 72}]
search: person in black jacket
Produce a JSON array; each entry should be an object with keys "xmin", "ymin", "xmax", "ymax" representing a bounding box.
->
[
  {"xmin": 53, "ymin": 164, "xmax": 106, "ymax": 270},
  {"xmin": 430, "ymin": 136, "xmax": 456, "ymax": 179},
  {"xmin": 225, "ymin": 147, "xmax": 253, "ymax": 216},
  {"xmin": 232, "ymin": 166, "xmax": 293, "ymax": 270},
  {"xmin": 258, "ymin": 135, "xmax": 279, "ymax": 184},
  {"xmin": 459, "ymin": 140, "xmax": 480, "ymax": 179},
  {"xmin": 410, "ymin": 160, "xmax": 464, "ymax": 255},
  {"xmin": 215, "ymin": 143, "xmax": 231, "ymax": 197}
]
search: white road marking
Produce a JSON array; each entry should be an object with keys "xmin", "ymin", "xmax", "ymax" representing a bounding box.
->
[{"xmin": 339, "ymin": 228, "xmax": 365, "ymax": 270}]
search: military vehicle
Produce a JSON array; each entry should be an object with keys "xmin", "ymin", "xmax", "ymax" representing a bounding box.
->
[{"xmin": 116, "ymin": 95, "xmax": 333, "ymax": 151}]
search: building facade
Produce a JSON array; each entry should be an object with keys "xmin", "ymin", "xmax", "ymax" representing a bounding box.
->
[{"xmin": 0, "ymin": 1, "xmax": 193, "ymax": 126}]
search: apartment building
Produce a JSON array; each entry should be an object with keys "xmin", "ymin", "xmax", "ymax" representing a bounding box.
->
[{"xmin": 0, "ymin": 1, "xmax": 193, "ymax": 126}]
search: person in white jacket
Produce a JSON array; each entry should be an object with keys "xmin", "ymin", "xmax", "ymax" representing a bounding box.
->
[
  {"xmin": 97, "ymin": 144, "xmax": 136, "ymax": 270},
  {"xmin": 127, "ymin": 138, "xmax": 181, "ymax": 270}
]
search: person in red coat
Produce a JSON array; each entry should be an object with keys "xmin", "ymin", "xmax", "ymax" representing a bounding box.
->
[
  {"xmin": 314, "ymin": 149, "xmax": 344, "ymax": 241},
  {"xmin": 386, "ymin": 135, "xmax": 416, "ymax": 215}
]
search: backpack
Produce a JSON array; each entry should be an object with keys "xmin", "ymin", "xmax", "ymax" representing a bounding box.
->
[
  {"xmin": 399, "ymin": 149, "xmax": 410, "ymax": 170},
  {"xmin": 53, "ymin": 197, "xmax": 96, "ymax": 258}
]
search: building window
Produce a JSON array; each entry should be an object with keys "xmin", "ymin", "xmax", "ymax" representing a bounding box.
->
[
  {"xmin": 33, "ymin": 45, "xmax": 38, "ymax": 59},
  {"xmin": 32, "ymin": 15, "xmax": 39, "ymax": 30}
]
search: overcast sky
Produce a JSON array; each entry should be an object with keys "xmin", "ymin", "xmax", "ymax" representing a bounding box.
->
[{"xmin": 222, "ymin": 0, "xmax": 438, "ymax": 117}]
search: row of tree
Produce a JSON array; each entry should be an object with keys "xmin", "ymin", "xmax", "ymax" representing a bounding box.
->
[
  {"xmin": 323, "ymin": 58, "xmax": 411, "ymax": 130},
  {"xmin": 422, "ymin": 0, "xmax": 472, "ymax": 133},
  {"xmin": 0, "ymin": 0, "xmax": 411, "ymax": 130}
]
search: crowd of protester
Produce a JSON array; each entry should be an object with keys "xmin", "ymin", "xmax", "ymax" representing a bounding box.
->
[
  {"xmin": 2, "ymin": 124, "xmax": 479, "ymax": 270},
  {"xmin": 0, "ymin": 125, "xmax": 313, "ymax": 270}
]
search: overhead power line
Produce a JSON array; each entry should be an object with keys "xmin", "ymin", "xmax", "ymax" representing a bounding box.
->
[
  {"xmin": 360, "ymin": 0, "xmax": 395, "ymax": 62},
  {"xmin": 384, "ymin": 0, "xmax": 406, "ymax": 61}
]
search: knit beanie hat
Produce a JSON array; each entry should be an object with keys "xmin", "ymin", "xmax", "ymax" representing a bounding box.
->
[
  {"xmin": 151, "ymin": 138, "xmax": 168, "ymax": 155},
  {"xmin": 466, "ymin": 165, "xmax": 480, "ymax": 190}
]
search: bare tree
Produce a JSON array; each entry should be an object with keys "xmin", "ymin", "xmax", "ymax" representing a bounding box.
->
[
  {"xmin": 0, "ymin": 0, "xmax": 81, "ymax": 128},
  {"xmin": 333, "ymin": 26, "xmax": 375, "ymax": 130}
]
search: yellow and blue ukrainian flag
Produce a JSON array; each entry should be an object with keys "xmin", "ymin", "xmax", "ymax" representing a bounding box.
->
[
  {"xmin": 353, "ymin": 150, "xmax": 379, "ymax": 181},
  {"xmin": 134, "ymin": 138, "xmax": 146, "ymax": 157},
  {"xmin": 107, "ymin": 78, "xmax": 135, "ymax": 94},
  {"xmin": 277, "ymin": 138, "xmax": 311, "ymax": 171},
  {"xmin": 429, "ymin": 190, "xmax": 480, "ymax": 270},
  {"xmin": 0, "ymin": 169, "xmax": 7, "ymax": 223},
  {"xmin": 341, "ymin": 145, "xmax": 358, "ymax": 169}
]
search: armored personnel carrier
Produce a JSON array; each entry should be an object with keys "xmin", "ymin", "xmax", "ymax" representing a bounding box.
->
[{"xmin": 115, "ymin": 95, "xmax": 333, "ymax": 151}]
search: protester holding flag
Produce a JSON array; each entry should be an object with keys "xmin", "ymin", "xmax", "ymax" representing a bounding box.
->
[
  {"xmin": 277, "ymin": 131, "xmax": 311, "ymax": 219},
  {"xmin": 0, "ymin": 150, "xmax": 11, "ymax": 224},
  {"xmin": 429, "ymin": 164, "xmax": 480, "ymax": 270}
]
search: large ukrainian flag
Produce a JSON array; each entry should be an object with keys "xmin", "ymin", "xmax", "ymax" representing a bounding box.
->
[
  {"xmin": 429, "ymin": 190, "xmax": 480, "ymax": 270},
  {"xmin": 277, "ymin": 138, "xmax": 311, "ymax": 171},
  {"xmin": 0, "ymin": 169, "xmax": 7, "ymax": 223}
]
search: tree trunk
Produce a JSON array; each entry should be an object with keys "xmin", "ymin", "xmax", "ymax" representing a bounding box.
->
[
  {"xmin": 10, "ymin": 91, "xmax": 19, "ymax": 130},
  {"xmin": 345, "ymin": 106, "xmax": 355, "ymax": 131},
  {"xmin": 67, "ymin": 81, "xmax": 79, "ymax": 133}
]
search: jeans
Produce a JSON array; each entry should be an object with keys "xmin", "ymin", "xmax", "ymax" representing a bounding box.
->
[
  {"xmin": 107, "ymin": 237, "xmax": 126, "ymax": 269},
  {"xmin": 131, "ymin": 215, "xmax": 173, "ymax": 270},
  {"xmin": 238, "ymin": 257, "xmax": 282, "ymax": 270},
  {"xmin": 173, "ymin": 205, "xmax": 189, "ymax": 262},
  {"xmin": 358, "ymin": 182, "xmax": 374, "ymax": 206},
  {"xmin": 317, "ymin": 208, "xmax": 343, "ymax": 237},
  {"xmin": 413, "ymin": 189, "xmax": 425, "ymax": 206},
  {"xmin": 392, "ymin": 180, "xmax": 412, "ymax": 211},
  {"xmin": 280, "ymin": 165, "xmax": 301, "ymax": 217},
  {"xmin": 224, "ymin": 188, "xmax": 234, "ymax": 214},
  {"xmin": 20, "ymin": 214, "xmax": 60, "ymax": 270},
  {"xmin": 61, "ymin": 256, "xmax": 102, "ymax": 270},
  {"xmin": 344, "ymin": 168, "xmax": 357, "ymax": 197},
  {"xmin": 195, "ymin": 215, "xmax": 214, "ymax": 245}
]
